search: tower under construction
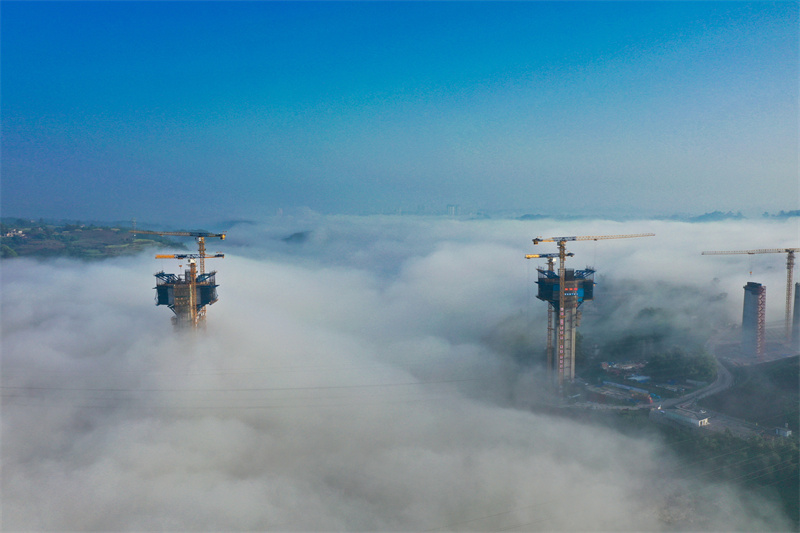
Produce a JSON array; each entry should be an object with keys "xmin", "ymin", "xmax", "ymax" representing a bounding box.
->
[
  {"xmin": 536, "ymin": 262, "xmax": 595, "ymax": 384},
  {"xmin": 526, "ymin": 233, "xmax": 654, "ymax": 390},
  {"xmin": 133, "ymin": 230, "xmax": 226, "ymax": 329},
  {"xmin": 742, "ymin": 281, "xmax": 766, "ymax": 359},
  {"xmin": 155, "ymin": 258, "xmax": 220, "ymax": 328}
]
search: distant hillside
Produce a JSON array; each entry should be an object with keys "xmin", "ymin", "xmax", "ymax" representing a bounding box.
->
[
  {"xmin": 687, "ymin": 210, "xmax": 745, "ymax": 222},
  {"xmin": 764, "ymin": 210, "xmax": 800, "ymax": 219},
  {"xmin": 1, "ymin": 220, "xmax": 184, "ymax": 259}
]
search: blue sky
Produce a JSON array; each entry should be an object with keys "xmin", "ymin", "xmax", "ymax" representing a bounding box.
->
[{"xmin": 2, "ymin": 1, "xmax": 797, "ymax": 222}]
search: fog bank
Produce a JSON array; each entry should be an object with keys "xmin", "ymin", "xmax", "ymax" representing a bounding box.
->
[{"xmin": 2, "ymin": 216, "xmax": 796, "ymax": 531}]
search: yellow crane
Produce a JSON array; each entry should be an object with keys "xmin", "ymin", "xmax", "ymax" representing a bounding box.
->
[
  {"xmin": 701, "ymin": 248, "xmax": 799, "ymax": 341},
  {"xmin": 133, "ymin": 230, "xmax": 225, "ymax": 274},
  {"xmin": 527, "ymin": 233, "xmax": 655, "ymax": 389}
]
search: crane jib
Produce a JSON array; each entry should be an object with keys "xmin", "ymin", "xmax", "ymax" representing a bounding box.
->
[{"xmin": 534, "ymin": 233, "xmax": 655, "ymax": 244}]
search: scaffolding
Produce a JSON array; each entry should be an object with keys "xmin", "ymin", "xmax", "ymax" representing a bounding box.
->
[{"xmin": 154, "ymin": 260, "xmax": 219, "ymax": 329}]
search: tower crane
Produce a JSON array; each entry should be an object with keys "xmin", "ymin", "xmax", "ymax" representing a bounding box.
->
[
  {"xmin": 701, "ymin": 248, "xmax": 799, "ymax": 341},
  {"xmin": 132, "ymin": 230, "xmax": 225, "ymax": 275},
  {"xmin": 527, "ymin": 233, "xmax": 654, "ymax": 389}
]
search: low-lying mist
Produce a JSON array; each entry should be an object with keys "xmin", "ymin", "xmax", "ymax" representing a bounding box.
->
[{"xmin": 2, "ymin": 216, "xmax": 796, "ymax": 531}]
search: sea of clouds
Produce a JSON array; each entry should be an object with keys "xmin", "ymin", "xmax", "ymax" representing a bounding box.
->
[{"xmin": 2, "ymin": 215, "xmax": 796, "ymax": 531}]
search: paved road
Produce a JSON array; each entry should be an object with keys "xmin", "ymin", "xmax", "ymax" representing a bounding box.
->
[{"xmin": 660, "ymin": 357, "xmax": 734, "ymax": 409}]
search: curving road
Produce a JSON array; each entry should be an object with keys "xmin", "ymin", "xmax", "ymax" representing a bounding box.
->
[{"xmin": 660, "ymin": 357, "xmax": 733, "ymax": 409}]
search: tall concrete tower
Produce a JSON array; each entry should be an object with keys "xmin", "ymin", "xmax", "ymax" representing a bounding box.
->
[
  {"xmin": 535, "ymin": 265, "xmax": 594, "ymax": 385},
  {"xmin": 742, "ymin": 282, "xmax": 766, "ymax": 359}
]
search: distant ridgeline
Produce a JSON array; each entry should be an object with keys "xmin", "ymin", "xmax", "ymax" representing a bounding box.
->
[
  {"xmin": 678, "ymin": 210, "xmax": 799, "ymax": 222},
  {"xmin": 0, "ymin": 218, "xmax": 185, "ymax": 259}
]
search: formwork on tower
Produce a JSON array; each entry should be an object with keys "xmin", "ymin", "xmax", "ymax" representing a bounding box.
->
[{"xmin": 155, "ymin": 260, "xmax": 220, "ymax": 329}]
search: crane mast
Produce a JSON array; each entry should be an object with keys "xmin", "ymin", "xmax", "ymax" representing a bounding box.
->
[{"xmin": 702, "ymin": 248, "xmax": 799, "ymax": 342}]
